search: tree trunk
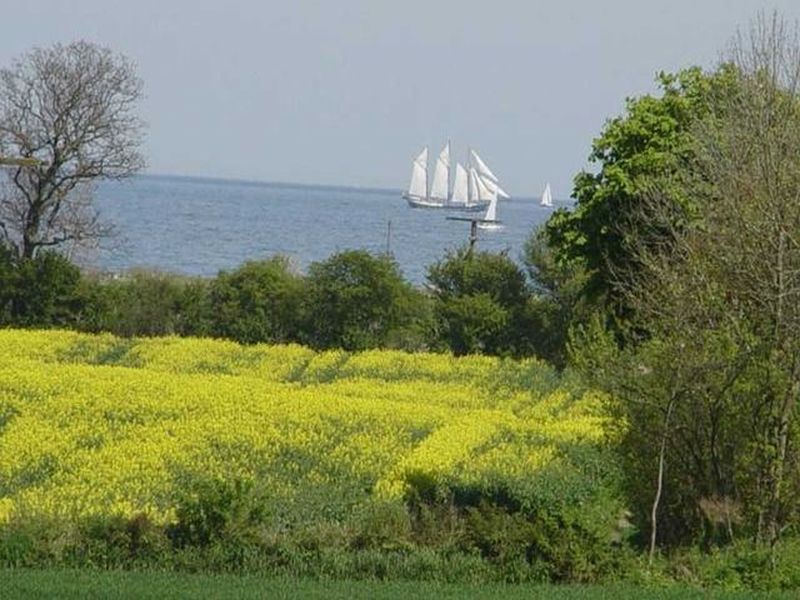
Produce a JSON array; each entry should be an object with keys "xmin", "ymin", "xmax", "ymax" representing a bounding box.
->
[{"xmin": 650, "ymin": 396, "xmax": 676, "ymax": 565}]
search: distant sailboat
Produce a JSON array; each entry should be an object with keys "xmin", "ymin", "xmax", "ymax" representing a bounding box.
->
[
  {"xmin": 404, "ymin": 143, "xmax": 470, "ymax": 209},
  {"xmin": 477, "ymin": 173, "xmax": 502, "ymax": 230},
  {"xmin": 540, "ymin": 183, "xmax": 553, "ymax": 208},
  {"xmin": 403, "ymin": 143, "xmax": 507, "ymax": 211}
]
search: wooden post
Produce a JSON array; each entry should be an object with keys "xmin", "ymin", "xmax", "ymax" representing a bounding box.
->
[
  {"xmin": 446, "ymin": 215, "xmax": 483, "ymax": 255},
  {"xmin": 469, "ymin": 219, "xmax": 478, "ymax": 254}
]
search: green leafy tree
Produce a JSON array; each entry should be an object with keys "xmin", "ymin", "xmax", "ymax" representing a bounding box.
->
[
  {"xmin": 574, "ymin": 13, "xmax": 800, "ymax": 555},
  {"xmin": 304, "ymin": 250, "xmax": 425, "ymax": 351},
  {"xmin": 427, "ymin": 248, "xmax": 530, "ymax": 356},
  {"xmin": 523, "ymin": 227, "xmax": 590, "ymax": 367},
  {"xmin": 208, "ymin": 257, "xmax": 305, "ymax": 344},
  {"xmin": 4, "ymin": 251, "xmax": 84, "ymax": 327},
  {"xmin": 544, "ymin": 65, "xmax": 738, "ymax": 309}
]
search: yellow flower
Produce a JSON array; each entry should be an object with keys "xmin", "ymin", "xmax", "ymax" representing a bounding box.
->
[{"xmin": 0, "ymin": 329, "xmax": 618, "ymax": 523}]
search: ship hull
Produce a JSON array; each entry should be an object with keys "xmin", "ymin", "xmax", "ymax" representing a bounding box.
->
[
  {"xmin": 477, "ymin": 221, "xmax": 504, "ymax": 231},
  {"xmin": 403, "ymin": 194, "xmax": 488, "ymax": 212}
]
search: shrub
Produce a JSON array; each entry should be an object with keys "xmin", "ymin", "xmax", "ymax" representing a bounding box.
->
[
  {"xmin": 169, "ymin": 477, "xmax": 269, "ymax": 549},
  {"xmin": 304, "ymin": 250, "xmax": 427, "ymax": 351},
  {"xmin": 435, "ymin": 292, "xmax": 508, "ymax": 355},
  {"xmin": 208, "ymin": 256, "xmax": 304, "ymax": 344},
  {"xmin": 427, "ymin": 248, "xmax": 531, "ymax": 356},
  {"xmin": 0, "ymin": 244, "xmax": 14, "ymax": 322},
  {"xmin": 81, "ymin": 270, "xmax": 212, "ymax": 337},
  {"xmin": 1, "ymin": 251, "xmax": 84, "ymax": 327}
]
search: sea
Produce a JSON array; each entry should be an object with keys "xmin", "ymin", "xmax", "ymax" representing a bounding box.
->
[{"xmin": 93, "ymin": 175, "xmax": 561, "ymax": 285}]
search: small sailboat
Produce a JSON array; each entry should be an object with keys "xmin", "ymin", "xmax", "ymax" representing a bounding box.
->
[
  {"xmin": 477, "ymin": 176, "xmax": 502, "ymax": 230},
  {"xmin": 540, "ymin": 183, "xmax": 553, "ymax": 208},
  {"xmin": 403, "ymin": 143, "xmax": 507, "ymax": 211}
]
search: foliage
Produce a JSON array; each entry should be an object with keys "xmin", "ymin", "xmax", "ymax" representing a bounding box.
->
[
  {"xmin": 0, "ymin": 251, "xmax": 84, "ymax": 328},
  {"xmin": 79, "ymin": 271, "xmax": 212, "ymax": 338},
  {"xmin": 427, "ymin": 248, "xmax": 531, "ymax": 356},
  {"xmin": 522, "ymin": 227, "xmax": 592, "ymax": 367},
  {"xmin": 434, "ymin": 293, "xmax": 509, "ymax": 356},
  {"xmin": 304, "ymin": 250, "xmax": 428, "ymax": 351},
  {"xmin": 542, "ymin": 65, "xmax": 738, "ymax": 310},
  {"xmin": 169, "ymin": 477, "xmax": 268, "ymax": 548},
  {"xmin": 571, "ymin": 14, "xmax": 800, "ymax": 554},
  {"xmin": 207, "ymin": 257, "xmax": 305, "ymax": 344},
  {"xmin": 0, "ymin": 244, "xmax": 14, "ymax": 322}
]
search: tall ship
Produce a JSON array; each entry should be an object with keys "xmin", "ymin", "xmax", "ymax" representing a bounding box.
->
[{"xmin": 403, "ymin": 142, "xmax": 510, "ymax": 211}]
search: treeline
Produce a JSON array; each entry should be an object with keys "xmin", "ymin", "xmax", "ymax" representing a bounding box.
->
[
  {"xmin": 0, "ymin": 242, "xmax": 569, "ymax": 364},
  {"xmin": 529, "ymin": 12, "xmax": 800, "ymax": 576}
]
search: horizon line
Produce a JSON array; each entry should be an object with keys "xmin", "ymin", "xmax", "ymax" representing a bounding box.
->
[
  {"xmin": 130, "ymin": 171, "xmax": 561, "ymax": 203},
  {"xmin": 137, "ymin": 171, "xmax": 402, "ymax": 196}
]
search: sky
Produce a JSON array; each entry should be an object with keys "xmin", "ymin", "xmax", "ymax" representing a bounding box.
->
[{"xmin": 2, "ymin": 1, "xmax": 799, "ymax": 198}]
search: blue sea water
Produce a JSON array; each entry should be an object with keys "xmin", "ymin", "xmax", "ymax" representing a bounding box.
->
[{"xmin": 94, "ymin": 175, "xmax": 561, "ymax": 284}]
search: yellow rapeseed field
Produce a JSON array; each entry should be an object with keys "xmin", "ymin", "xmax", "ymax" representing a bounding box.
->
[{"xmin": 0, "ymin": 329, "xmax": 614, "ymax": 527}]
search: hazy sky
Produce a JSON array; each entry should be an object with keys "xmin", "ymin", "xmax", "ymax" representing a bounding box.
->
[{"xmin": 2, "ymin": 1, "xmax": 799, "ymax": 196}]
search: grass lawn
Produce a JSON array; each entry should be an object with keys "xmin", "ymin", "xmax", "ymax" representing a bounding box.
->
[{"xmin": 1, "ymin": 569, "xmax": 796, "ymax": 599}]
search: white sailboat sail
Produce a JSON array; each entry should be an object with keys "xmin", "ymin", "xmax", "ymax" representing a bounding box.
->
[
  {"xmin": 540, "ymin": 182, "xmax": 553, "ymax": 207},
  {"xmin": 468, "ymin": 167, "xmax": 481, "ymax": 205},
  {"xmin": 450, "ymin": 163, "xmax": 468, "ymax": 205},
  {"xmin": 475, "ymin": 172, "xmax": 497, "ymax": 203},
  {"xmin": 407, "ymin": 147, "xmax": 428, "ymax": 199},
  {"xmin": 471, "ymin": 149, "xmax": 498, "ymax": 183},
  {"xmin": 430, "ymin": 142, "xmax": 451, "ymax": 201},
  {"xmin": 483, "ymin": 193, "xmax": 498, "ymax": 222},
  {"xmin": 478, "ymin": 173, "xmax": 502, "ymax": 229},
  {"xmin": 482, "ymin": 177, "xmax": 511, "ymax": 200}
]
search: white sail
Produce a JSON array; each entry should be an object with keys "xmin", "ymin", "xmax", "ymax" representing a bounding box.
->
[
  {"xmin": 468, "ymin": 167, "xmax": 481, "ymax": 204},
  {"xmin": 482, "ymin": 177, "xmax": 511, "ymax": 200},
  {"xmin": 470, "ymin": 149, "xmax": 498, "ymax": 183},
  {"xmin": 475, "ymin": 172, "xmax": 497, "ymax": 202},
  {"xmin": 430, "ymin": 142, "xmax": 451, "ymax": 201},
  {"xmin": 450, "ymin": 163, "xmax": 468, "ymax": 205},
  {"xmin": 483, "ymin": 194, "xmax": 498, "ymax": 222},
  {"xmin": 407, "ymin": 147, "xmax": 428, "ymax": 198},
  {"xmin": 540, "ymin": 182, "xmax": 553, "ymax": 207}
]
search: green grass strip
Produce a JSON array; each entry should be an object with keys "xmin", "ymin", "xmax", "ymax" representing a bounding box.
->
[{"xmin": 1, "ymin": 569, "xmax": 795, "ymax": 600}]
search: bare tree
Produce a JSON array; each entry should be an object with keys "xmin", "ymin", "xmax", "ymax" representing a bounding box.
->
[{"xmin": 0, "ymin": 40, "xmax": 145, "ymax": 259}]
